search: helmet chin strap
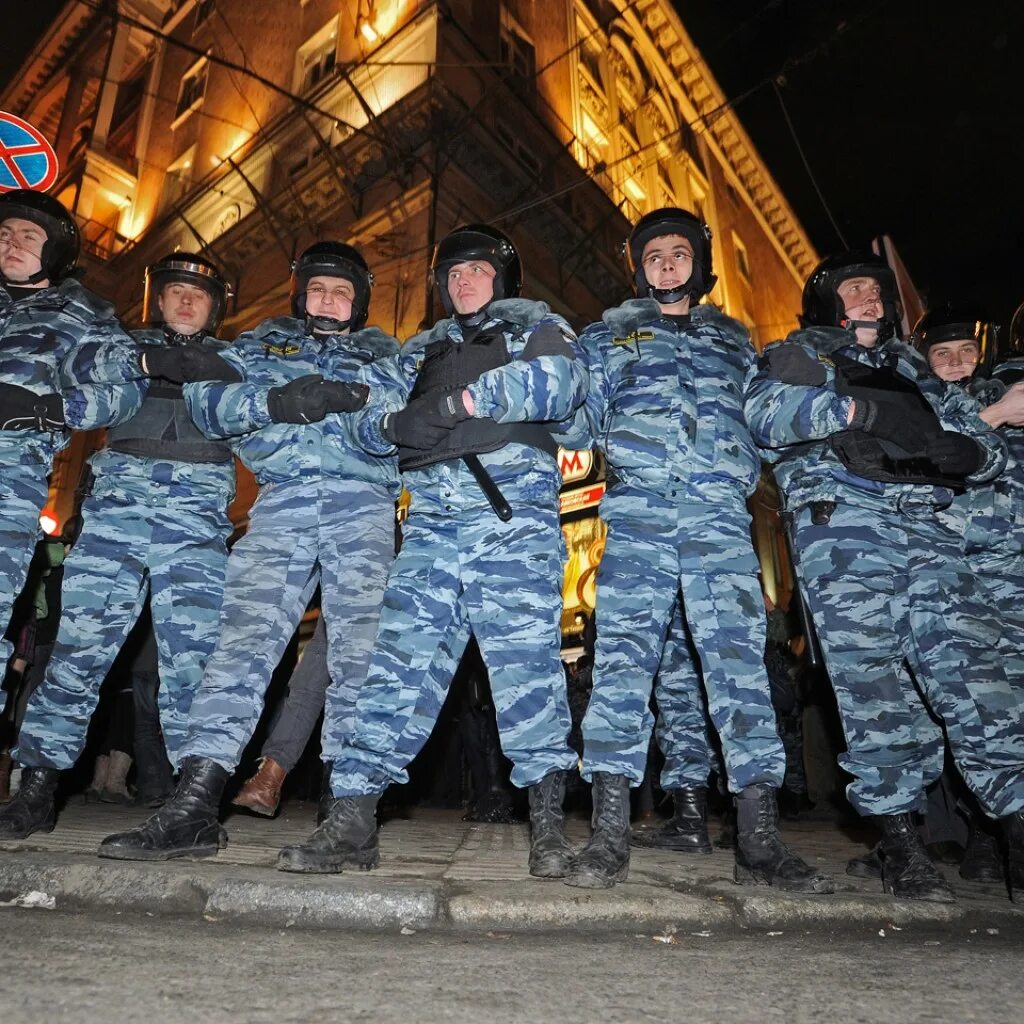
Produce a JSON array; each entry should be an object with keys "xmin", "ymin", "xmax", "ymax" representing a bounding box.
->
[
  {"xmin": 306, "ymin": 313, "xmax": 351, "ymax": 335},
  {"xmin": 162, "ymin": 324, "xmax": 207, "ymax": 345},
  {"xmin": 1, "ymin": 266, "xmax": 49, "ymax": 287},
  {"xmin": 649, "ymin": 284, "xmax": 691, "ymax": 305},
  {"xmin": 454, "ymin": 305, "xmax": 490, "ymax": 328},
  {"xmin": 842, "ymin": 317, "xmax": 897, "ymax": 343}
]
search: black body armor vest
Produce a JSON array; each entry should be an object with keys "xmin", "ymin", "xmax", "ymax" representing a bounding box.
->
[
  {"xmin": 828, "ymin": 352, "xmax": 964, "ymax": 489},
  {"xmin": 397, "ymin": 325, "xmax": 557, "ymax": 472},
  {"xmin": 107, "ymin": 380, "xmax": 232, "ymax": 464}
]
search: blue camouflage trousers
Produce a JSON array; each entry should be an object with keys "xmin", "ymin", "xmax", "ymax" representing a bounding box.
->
[
  {"xmin": 792, "ymin": 500, "xmax": 1024, "ymax": 817},
  {"xmin": 331, "ymin": 500, "xmax": 577, "ymax": 796},
  {"xmin": 0, "ymin": 443, "xmax": 51, "ymax": 666},
  {"xmin": 16, "ymin": 454, "xmax": 234, "ymax": 769},
  {"xmin": 179, "ymin": 476, "xmax": 395, "ymax": 773},
  {"xmin": 582, "ymin": 489, "xmax": 785, "ymax": 792},
  {"xmin": 652, "ymin": 600, "xmax": 716, "ymax": 790},
  {"xmin": 971, "ymin": 547, "xmax": 1024, "ymax": 697}
]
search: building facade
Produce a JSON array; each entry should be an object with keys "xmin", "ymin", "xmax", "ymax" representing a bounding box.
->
[{"xmin": 3, "ymin": 0, "xmax": 814, "ymax": 611}]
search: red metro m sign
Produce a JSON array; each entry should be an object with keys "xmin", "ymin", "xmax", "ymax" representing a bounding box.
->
[{"xmin": 0, "ymin": 111, "xmax": 59, "ymax": 194}]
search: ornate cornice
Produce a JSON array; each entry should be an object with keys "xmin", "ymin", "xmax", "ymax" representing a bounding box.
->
[{"xmin": 610, "ymin": 0, "xmax": 817, "ymax": 284}]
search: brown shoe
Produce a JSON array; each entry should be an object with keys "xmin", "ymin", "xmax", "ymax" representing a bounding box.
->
[{"xmin": 232, "ymin": 757, "xmax": 286, "ymax": 817}]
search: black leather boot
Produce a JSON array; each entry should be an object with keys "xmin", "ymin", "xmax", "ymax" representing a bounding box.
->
[
  {"xmin": 876, "ymin": 813, "xmax": 955, "ymax": 902},
  {"xmin": 97, "ymin": 756, "xmax": 228, "ymax": 861},
  {"xmin": 0, "ymin": 767, "xmax": 60, "ymax": 839},
  {"xmin": 960, "ymin": 823, "xmax": 1003, "ymax": 884},
  {"xmin": 316, "ymin": 762, "xmax": 333, "ymax": 826},
  {"xmin": 527, "ymin": 769, "xmax": 574, "ymax": 878},
  {"xmin": 278, "ymin": 793, "xmax": 380, "ymax": 873},
  {"xmin": 1003, "ymin": 811, "xmax": 1024, "ymax": 897},
  {"xmin": 734, "ymin": 784, "xmax": 834, "ymax": 893},
  {"xmin": 565, "ymin": 772, "xmax": 631, "ymax": 889},
  {"xmin": 632, "ymin": 786, "xmax": 711, "ymax": 853},
  {"xmin": 846, "ymin": 843, "xmax": 884, "ymax": 879}
]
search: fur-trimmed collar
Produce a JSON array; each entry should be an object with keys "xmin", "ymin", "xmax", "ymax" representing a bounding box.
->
[
  {"xmin": 250, "ymin": 317, "xmax": 397, "ymax": 353},
  {"xmin": 784, "ymin": 325, "xmax": 916, "ymax": 364},
  {"xmin": 419, "ymin": 297, "xmax": 553, "ymax": 344},
  {"xmin": 600, "ymin": 298, "xmax": 742, "ymax": 342},
  {"xmin": 0, "ymin": 277, "xmax": 116, "ymax": 323}
]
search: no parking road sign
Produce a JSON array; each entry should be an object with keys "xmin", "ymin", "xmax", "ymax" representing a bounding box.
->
[{"xmin": 0, "ymin": 111, "xmax": 59, "ymax": 193}]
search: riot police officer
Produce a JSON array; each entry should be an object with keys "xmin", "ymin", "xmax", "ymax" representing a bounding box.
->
[
  {"xmin": 745, "ymin": 252, "xmax": 1024, "ymax": 901},
  {"xmin": 0, "ymin": 190, "xmax": 136, "ymax": 831},
  {"xmin": 0, "ymin": 253, "xmax": 240, "ymax": 839},
  {"xmin": 913, "ymin": 304, "xmax": 1024, "ymax": 892},
  {"xmin": 274, "ymin": 224, "xmax": 588, "ymax": 877},
  {"xmin": 98, "ymin": 241, "xmax": 395, "ymax": 861},
  {"xmin": 0, "ymin": 190, "xmax": 128, "ymax": 665},
  {"xmin": 574, "ymin": 208, "xmax": 830, "ymax": 892}
]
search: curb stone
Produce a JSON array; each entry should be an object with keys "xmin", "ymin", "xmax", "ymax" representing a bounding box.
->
[{"xmin": 2, "ymin": 852, "xmax": 1022, "ymax": 935}]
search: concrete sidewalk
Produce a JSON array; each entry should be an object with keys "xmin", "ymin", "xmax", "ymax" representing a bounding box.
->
[{"xmin": 1, "ymin": 800, "xmax": 1021, "ymax": 935}]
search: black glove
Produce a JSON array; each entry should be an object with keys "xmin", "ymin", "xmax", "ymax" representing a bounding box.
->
[
  {"xmin": 761, "ymin": 345, "xmax": 827, "ymax": 386},
  {"xmin": 267, "ymin": 374, "xmax": 340, "ymax": 424},
  {"xmin": 926, "ymin": 432, "xmax": 984, "ymax": 476},
  {"xmin": 141, "ymin": 345, "xmax": 242, "ymax": 384},
  {"xmin": 0, "ymin": 382, "xmax": 65, "ymax": 430},
  {"xmin": 320, "ymin": 380, "xmax": 370, "ymax": 414},
  {"xmin": 849, "ymin": 397, "xmax": 936, "ymax": 455},
  {"xmin": 410, "ymin": 387, "xmax": 473, "ymax": 428},
  {"xmin": 380, "ymin": 405, "xmax": 454, "ymax": 450}
]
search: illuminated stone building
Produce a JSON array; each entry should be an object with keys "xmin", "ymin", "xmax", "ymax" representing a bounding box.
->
[{"xmin": 3, "ymin": 0, "xmax": 816, "ymax": 611}]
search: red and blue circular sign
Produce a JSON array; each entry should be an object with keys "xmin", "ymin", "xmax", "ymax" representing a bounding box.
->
[{"xmin": 0, "ymin": 111, "xmax": 59, "ymax": 194}]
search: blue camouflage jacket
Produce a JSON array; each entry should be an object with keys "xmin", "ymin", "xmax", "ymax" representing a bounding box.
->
[
  {"xmin": 61, "ymin": 326, "xmax": 237, "ymax": 495},
  {"xmin": 946, "ymin": 363, "xmax": 1024, "ymax": 556},
  {"xmin": 61, "ymin": 326, "xmax": 234, "ymax": 427},
  {"xmin": 744, "ymin": 325, "xmax": 1006, "ymax": 511},
  {"xmin": 184, "ymin": 317, "xmax": 402, "ymax": 493},
  {"xmin": 581, "ymin": 298, "xmax": 761, "ymax": 502},
  {"xmin": 0, "ymin": 279, "xmax": 132, "ymax": 458},
  {"xmin": 356, "ymin": 298, "xmax": 590, "ymax": 514}
]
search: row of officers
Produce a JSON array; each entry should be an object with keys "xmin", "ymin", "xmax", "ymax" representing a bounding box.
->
[{"xmin": 0, "ymin": 187, "xmax": 1021, "ymax": 903}]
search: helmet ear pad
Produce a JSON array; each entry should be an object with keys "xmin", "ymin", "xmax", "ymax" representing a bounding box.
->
[
  {"xmin": 0, "ymin": 190, "xmax": 80, "ymax": 284},
  {"xmin": 625, "ymin": 208, "xmax": 715, "ymax": 303},
  {"xmin": 143, "ymin": 253, "xmax": 230, "ymax": 333},
  {"xmin": 800, "ymin": 252, "xmax": 901, "ymax": 335},
  {"xmin": 290, "ymin": 242, "xmax": 373, "ymax": 331},
  {"xmin": 431, "ymin": 224, "xmax": 521, "ymax": 319}
]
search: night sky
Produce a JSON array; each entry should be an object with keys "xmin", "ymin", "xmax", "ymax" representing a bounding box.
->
[
  {"xmin": 676, "ymin": 0, "xmax": 1024, "ymax": 337},
  {"xmin": 4, "ymin": 1, "xmax": 1022, "ymax": 334}
]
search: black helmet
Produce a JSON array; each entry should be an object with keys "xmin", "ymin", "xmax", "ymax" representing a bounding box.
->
[
  {"xmin": 143, "ymin": 252, "xmax": 231, "ymax": 334},
  {"xmin": 431, "ymin": 224, "xmax": 522, "ymax": 325},
  {"xmin": 800, "ymin": 250, "xmax": 901, "ymax": 339},
  {"xmin": 0, "ymin": 189, "xmax": 80, "ymax": 285},
  {"xmin": 625, "ymin": 207, "xmax": 716, "ymax": 304},
  {"xmin": 1004, "ymin": 301, "xmax": 1024, "ymax": 361},
  {"xmin": 911, "ymin": 304, "xmax": 996, "ymax": 380},
  {"xmin": 290, "ymin": 241, "xmax": 373, "ymax": 333}
]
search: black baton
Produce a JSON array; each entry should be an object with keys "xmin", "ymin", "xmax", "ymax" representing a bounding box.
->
[
  {"xmin": 463, "ymin": 454, "xmax": 513, "ymax": 521},
  {"xmin": 781, "ymin": 510, "xmax": 825, "ymax": 670}
]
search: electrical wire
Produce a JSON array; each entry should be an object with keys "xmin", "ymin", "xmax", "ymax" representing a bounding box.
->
[{"xmin": 772, "ymin": 79, "xmax": 848, "ymax": 248}]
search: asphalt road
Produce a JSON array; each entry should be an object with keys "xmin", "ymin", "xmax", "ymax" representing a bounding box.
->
[{"xmin": 5, "ymin": 906, "xmax": 1023, "ymax": 1024}]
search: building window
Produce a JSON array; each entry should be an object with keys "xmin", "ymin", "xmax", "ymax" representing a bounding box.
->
[
  {"xmin": 173, "ymin": 56, "xmax": 208, "ymax": 125},
  {"xmin": 500, "ymin": 8, "xmax": 536, "ymax": 98},
  {"xmin": 733, "ymin": 232, "xmax": 752, "ymax": 284},
  {"xmin": 494, "ymin": 120, "xmax": 543, "ymax": 177},
  {"xmin": 295, "ymin": 19, "xmax": 339, "ymax": 95},
  {"xmin": 161, "ymin": 144, "xmax": 196, "ymax": 212},
  {"xmin": 194, "ymin": 0, "xmax": 215, "ymax": 30}
]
